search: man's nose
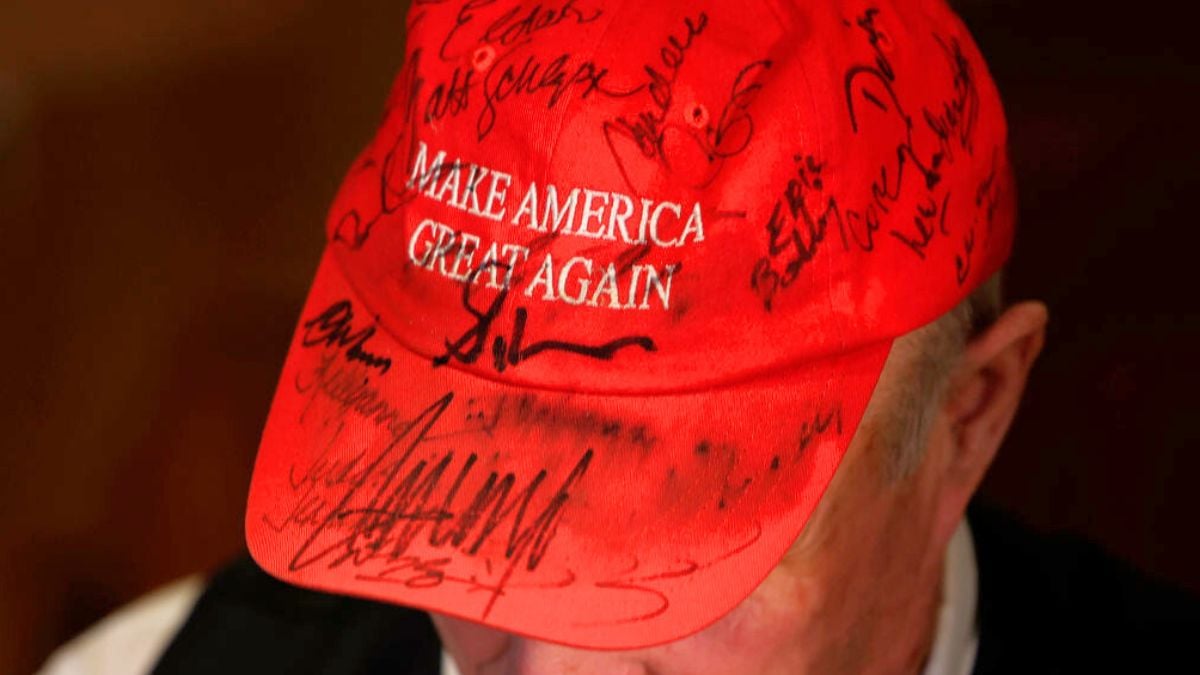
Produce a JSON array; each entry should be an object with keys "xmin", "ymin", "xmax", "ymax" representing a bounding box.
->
[{"xmin": 503, "ymin": 639, "xmax": 648, "ymax": 675}]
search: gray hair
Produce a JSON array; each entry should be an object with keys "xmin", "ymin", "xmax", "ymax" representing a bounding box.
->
[{"xmin": 879, "ymin": 273, "xmax": 1004, "ymax": 481}]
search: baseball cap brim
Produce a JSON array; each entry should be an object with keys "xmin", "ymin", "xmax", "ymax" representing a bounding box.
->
[{"xmin": 245, "ymin": 246, "xmax": 891, "ymax": 649}]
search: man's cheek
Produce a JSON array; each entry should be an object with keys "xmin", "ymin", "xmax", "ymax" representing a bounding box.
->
[
  {"xmin": 666, "ymin": 582, "xmax": 813, "ymax": 668},
  {"xmin": 431, "ymin": 614, "xmax": 510, "ymax": 672}
]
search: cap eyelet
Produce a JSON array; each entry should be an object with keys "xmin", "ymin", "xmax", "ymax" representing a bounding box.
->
[
  {"xmin": 685, "ymin": 102, "xmax": 709, "ymax": 128},
  {"xmin": 472, "ymin": 44, "xmax": 497, "ymax": 72}
]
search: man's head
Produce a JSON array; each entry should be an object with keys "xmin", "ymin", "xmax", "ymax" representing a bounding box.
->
[
  {"xmin": 431, "ymin": 283, "xmax": 1047, "ymax": 674},
  {"xmin": 244, "ymin": 0, "xmax": 1042, "ymax": 672}
]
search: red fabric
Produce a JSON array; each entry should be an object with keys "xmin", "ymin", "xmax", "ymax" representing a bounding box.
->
[{"xmin": 246, "ymin": 0, "xmax": 1012, "ymax": 648}]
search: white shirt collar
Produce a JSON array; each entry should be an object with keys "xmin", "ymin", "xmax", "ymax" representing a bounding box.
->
[
  {"xmin": 921, "ymin": 518, "xmax": 980, "ymax": 675},
  {"xmin": 441, "ymin": 520, "xmax": 979, "ymax": 675}
]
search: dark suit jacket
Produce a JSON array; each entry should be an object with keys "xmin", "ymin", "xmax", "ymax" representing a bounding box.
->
[{"xmin": 153, "ymin": 503, "xmax": 1198, "ymax": 674}]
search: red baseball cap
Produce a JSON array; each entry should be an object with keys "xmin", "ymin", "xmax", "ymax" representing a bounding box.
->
[{"xmin": 245, "ymin": 0, "xmax": 1013, "ymax": 649}]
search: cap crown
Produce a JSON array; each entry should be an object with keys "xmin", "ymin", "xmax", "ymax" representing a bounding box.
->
[{"xmin": 324, "ymin": 0, "xmax": 1013, "ymax": 392}]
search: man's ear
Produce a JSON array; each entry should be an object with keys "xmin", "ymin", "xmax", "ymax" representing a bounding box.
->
[{"xmin": 937, "ymin": 301, "xmax": 1049, "ymax": 513}]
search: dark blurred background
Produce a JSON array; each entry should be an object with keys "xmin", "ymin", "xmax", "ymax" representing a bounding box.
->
[{"xmin": 0, "ymin": 1, "xmax": 1196, "ymax": 672}]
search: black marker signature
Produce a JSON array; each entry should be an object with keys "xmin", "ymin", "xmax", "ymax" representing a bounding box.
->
[
  {"xmin": 439, "ymin": 0, "xmax": 603, "ymax": 61},
  {"xmin": 301, "ymin": 300, "xmax": 393, "ymax": 375},
  {"xmin": 433, "ymin": 263, "xmax": 656, "ymax": 372},
  {"xmin": 510, "ymin": 393, "xmax": 657, "ymax": 450},
  {"xmin": 484, "ymin": 1, "xmax": 603, "ymax": 48},
  {"xmin": 606, "ymin": 58, "xmax": 772, "ymax": 192},
  {"xmin": 843, "ymin": 10, "xmax": 943, "ymax": 205},
  {"xmin": 888, "ymin": 192, "xmax": 951, "ymax": 260},
  {"xmin": 749, "ymin": 153, "xmax": 878, "ymax": 311},
  {"xmin": 580, "ymin": 522, "xmax": 762, "ymax": 626},
  {"xmin": 955, "ymin": 224, "xmax": 975, "ymax": 286},
  {"xmin": 279, "ymin": 390, "xmax": 595, "ymax": 620},
  {"xmin": 421, "ymin": 39, "xmax": 625, "ymax": 141},
  {"xmin": 355, "ymin": 554, "xmax": 453, "ymax": 589},
  {"xmin": 477, "ymin": 42, "xmax": 617, "ymax": 140},
  {"xmin": 424, "ymin": 60, "xmax": 474, "ymax": 123},
  {"xmin": 293, "ymin": 352, "xmax": 411, "ymax": 440},
  {"xmin": 704, "ymin": 61, "xmax": 773, "ymax": 161},
  {"xmin": 600, "ymin": 12, "xmax": 709, "ymax": 191},
  {"xmin": 750, "ymin": 9, "xmax": 985, "ymax": 308},
  {"xmin": 924, "ymin": 33, "xmax": 979, "ymax": 163},
  {"xmin": 843, "ymin": 10, "xmax": 982, "ymax": 264},
  {"xmin": 440, "ymin": 0, "xmax": 496, "ymax": 61}
]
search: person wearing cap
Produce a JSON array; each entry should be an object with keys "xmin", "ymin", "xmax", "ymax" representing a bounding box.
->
[{"xmin": 39, "ymin": 0, "xmax": 1197, "ymax": 674}]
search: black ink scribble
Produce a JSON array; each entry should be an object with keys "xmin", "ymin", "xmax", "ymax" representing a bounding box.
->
[
  {"xmin": 796, "ymin": 404, "xmax": 843, "ymax": 455},
  {"xmin": 337, "ymin": 32, "xmax": 617, "ymax": 250},
  {"xmin": 355, "ymin": 554, "xmax": 453, "ymax": 589},
  {"xmin": 580, "ymin": 522, "xmax": 763, "ymax": 626},
  {"xmin": 749, "ymin": 153, "xmax": 878, "ymax": 311},
  {"xmin": 483, "ymin": 1, "xmax": 604, "ymax": 48},
  {"xmin": 704, "ymin": 60, "xmax": 773, "ymax": 160},
  {"xmin": 509, "ymin": 393, "xmax": 657, "ymax": 450},
  {"xmin": 423, "ymin": 61, "xmax": 474, "ymax": 122},
  {"xmin": 423, "ymin": 0, "xmax": 621, "ymax": 140},
  {"xmin": 355, "ymin": 557, "xmax": 577, "ymax": 596},
  {"xmin": 439, "ymin": 0, "xmax": 603, "ymax": 62},
  {"xmin": 750, "ymin": 8, "xmax": 985, "ymax": 309},
  {"xmin": 605, "ymin": 57, "xmax": 773, "ymax": 192},
  {"xmin": 433, "ymin": 262, "xmax": 656, "ymax": 372},
  {"xmin": 888, "ymin": 191, "xmax": 951, "ymax": 260},
  {"xmin": 955, "ymin": 153, "xmax": 1001, "ymax": 286},
  {"xmin": 600, "ymin": 13, "xmax": 710, "ymax": 190},
  {"xmin": 420, "ymin": 45, "xmax": 625, "ymax": 141},
  {"xmin": 477, "ymin": 42, "xmax": 617, "ymax": 140},
  {"xmin": 843, "ymin": 10, "xmax": 944, "ymax": 201},
  {"xmin": 925, "ymin": 33, "xmax": 979, "ymax": 161},
  {"xmin": 293, "ymin": 352, "xmax": 407, "ymax": 438},
  {"xmin": 279, "ymin": 388, "xmax": 596, "ymax": 620},
  {"xmin": 302, "ymin": 300, "xmax": 393, "ymax": 374}
]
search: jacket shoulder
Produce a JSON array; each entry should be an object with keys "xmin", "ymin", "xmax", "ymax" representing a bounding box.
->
[
  {"xmin": 153, "ymin": 556, "xmax": 441, "ymax": 675},
  {"xmin": 969, "ymin": 502, "xmax": 1199, "ymax": 674}
]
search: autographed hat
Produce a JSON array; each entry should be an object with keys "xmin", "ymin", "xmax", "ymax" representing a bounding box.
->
[{"xmin": 245, "ymin": 0, "xmax": 1014, "ymax": 649}]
